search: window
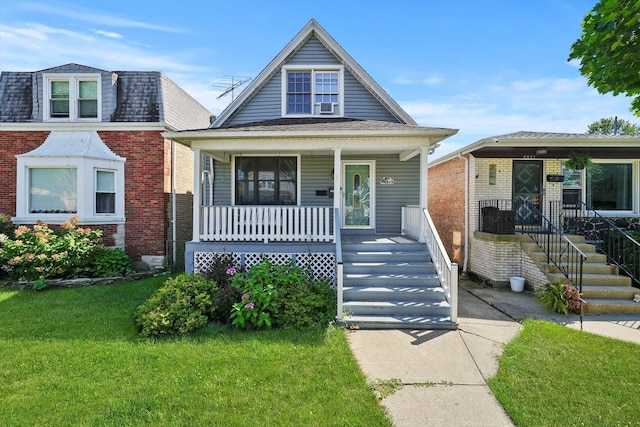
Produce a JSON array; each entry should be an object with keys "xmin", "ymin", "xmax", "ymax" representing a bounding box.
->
[
  {"xmin": 202, "ymin": 154, "xmax": 214, "ymax": 206},
  {"xmin": 587, "ymin": 163, "xmax": 633, "ymax": 211},
  {"xmin": 15, "ymin": 131, "xmax": 125, "ymax": 225},
  {"xmin": 235, "ymin": 157, "xmax": 297, "ymax": 205},
  {"xmin": 95, "ymin": 170, "xmax": 116, "ymax": 214},
  {"xmin": 44, "ymin": 74, "xmax": 101, "ymax": 121},
  {"xmin": 29, "ymin": 168, "xmax": 77, "ymax": 213},
  {"xmin": 562, "ymin": 163, "xmax": 582, "ymax": 207},
  {"xmin": 282, "ymin": 66, "xmax": 343, "ymax": 116}
]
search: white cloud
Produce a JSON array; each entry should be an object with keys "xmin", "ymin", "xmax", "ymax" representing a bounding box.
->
[
  {"xmin": 393, "ymin": 75, "xmax": 444, "ymax": 85},
  {"xmin": 94, "ymin": 29, "xmax": 123, "ymax": 39}
]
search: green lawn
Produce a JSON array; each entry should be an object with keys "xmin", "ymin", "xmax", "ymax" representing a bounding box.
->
[
  {"xmin": 0, "ymin": 276, "xmax": 391, "ymax": 426},
  {"xmin": 488, "ymin": 319, "xmax": 640, "ymax": 426}
]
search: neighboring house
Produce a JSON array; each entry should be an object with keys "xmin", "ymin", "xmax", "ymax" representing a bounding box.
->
[
  {"xmin": 164, "ymin": 20, "xmax": 460, "ymax": 329},
  {"xmin": 0, "ymin": 63, "xmax": 212, "ymax": 267},
  {"xmin": 429, "ymin": 131, "xmax": 640, "ymax": 314}
]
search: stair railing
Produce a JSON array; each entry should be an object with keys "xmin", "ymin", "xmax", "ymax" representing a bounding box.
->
[
  {"xmin": 422, "ymin": 208, "xmax": 458, "ymax": 323},
  {"xmin": 560, "ymin": 201, "xmax": 640, "ymax": 287},
  {"xmin": 334, "ymin": 207, "xmax": 344, "ymax": 321},
  {"xmin": 518, "ymin": 201, "xmax": 587, "ymax": 291}
]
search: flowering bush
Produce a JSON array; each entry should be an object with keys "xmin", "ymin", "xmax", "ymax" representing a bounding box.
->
[
  {"xmin": 535, "ymin": 280, "xmax": 582, "ymax": 315},
  {"xmin": 0, "ymin": 213, "xmax": 15, "ymax": 236},
  {"xmin": 0, "ymin": 216, "xmax": 104, "ymax": 281},
  {"xmin": 198, "ymin": 254, "xmax": 242, "ymax": 323},
  {"xmin": 230, "ymin": 261, "xmax": 276, "ymax": 329}
]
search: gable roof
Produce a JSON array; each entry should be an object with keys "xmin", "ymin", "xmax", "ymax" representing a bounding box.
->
[
  {"xmin": 429, "ymin": 130, "xmax": 640, "ymax": 167},
  {"xmin": 211, "ymin": 19, "xmax": 416, "ymax": 127}
]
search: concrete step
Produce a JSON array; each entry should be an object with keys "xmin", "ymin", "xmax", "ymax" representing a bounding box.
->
[
  {"xmin": 544, "ymin": 263, "xmax": 618, "ymax": 275},
  {"xmin": 343, "ymin": 300, "xmax": 451, "ymax": 317},
  {"xmin": 528, "ymin": 251, "xmax": 607, "ymax": 264},
  {"xmin": 582, "ymin": 298, "xmax": 640, "ymax": 315},
  {"xmin": 339, "ymin": 314, "xmax": 457, "ymax": 330},
  {"xmin": 521, "ymin": 241, "xmax": 596, "ymax": 254},
  {"xmin": 580, "ymin": 274, "xmax": 632, "ymax": 287},
  {"xmin": 582, "ymin": 285, "xmax": 639, "ymax": 299},
  {"xmin": 343, "ymin": 260, "xmax": 435, "ymax": 275},
  {"xmin": 343, "ymin": 285, "xmax": 445, "ymax": 302}
]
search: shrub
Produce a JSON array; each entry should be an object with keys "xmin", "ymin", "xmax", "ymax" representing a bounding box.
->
[
  {"xmin": 0, "ymin": 216, "xmax": 103, "ymax": 281},
  {"xmin": 535, "ymin": 280, "xmax": 582, "ymax": 315},
  {"xmin": 134, "ymin": 273, "xmax": 218, "ymax": 337},
  {"xmin": 199, "ymin": 254, "xmax": 242, "ymax": 323},
  {"xmin": 90, "ymin": 247, "xmax": 131, "ymax": 278},
  {"xmin": 0, "ymin": 213, "xmax": 15, "ymax": 236},
  {"xmin": 230, "ymin": 259, "xmax": 336, "ymax": 330}
]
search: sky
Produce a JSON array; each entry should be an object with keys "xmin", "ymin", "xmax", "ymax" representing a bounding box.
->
[{"xmin": 1, "ymin": 0, "xmax": 637, "ymax": 160}]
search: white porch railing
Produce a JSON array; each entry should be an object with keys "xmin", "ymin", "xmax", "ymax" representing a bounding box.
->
[
  {"xmin": 422, "ymin": 208, "xmax": 458, "ymax": 323},
  {"xmin": 200, "ymin": 206, "xmax": 335, "ymax": 243},
  {"xmin": 401, "ymin": 204, "xmax": 422, "ymax": 240}
]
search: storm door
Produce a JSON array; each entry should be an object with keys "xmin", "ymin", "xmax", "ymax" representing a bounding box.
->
[
  {"xmin": 342, "ymin": 162, "xmax": 374, "ymax": 228},
  {"xmin": 513, "ymin": 160, "xmax": 543, "ymax": 226}
]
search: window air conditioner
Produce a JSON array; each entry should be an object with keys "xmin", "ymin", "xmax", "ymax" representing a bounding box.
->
[{"xmin": 319, "ymin": 102, "xmax": 335, "ymax": 114}]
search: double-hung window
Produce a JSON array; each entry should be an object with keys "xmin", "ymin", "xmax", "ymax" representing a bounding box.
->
[
  {"xmin": 95, "ymin": 170, "xmax": 116, "ymax": 214},
  {"xmin": 44, "ymin": 74, "xmax": 101, "ymax": 121},
  {"xmin": 282, "ymin": 66, "xmax": 343, "ymax": 116}
]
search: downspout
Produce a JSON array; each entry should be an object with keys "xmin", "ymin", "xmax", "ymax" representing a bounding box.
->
[
  {"xmin": 171, "ymin": 140, "xmax": 177, "ymax": 265},
  {"xmin": 458, "ymin": 153, "xmax": 469, "ymax": 274}
]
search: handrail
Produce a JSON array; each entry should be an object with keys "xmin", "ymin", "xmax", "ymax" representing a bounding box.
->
[
  {"xmin": 334, "ymin": 207, "xmax": 344, "ymax": 321},
  {"xmin": 422, "ymin": 208, "xmax": 458, "ymax": 323},
  {"xmin": 519, "ymin": 201, "xmax": 587, "ymax": 292},
  {"xmin": 561, "ymin": 201, "xmax": 640, "ymax": 286}
]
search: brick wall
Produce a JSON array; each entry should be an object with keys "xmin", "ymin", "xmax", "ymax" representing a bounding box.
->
[
  {"xmin": 0, "ymin": 130, "xmax": 178, "ymax": 263},
  {"xmin": 428, "ymin": 155, "xmax": 467, "ymax": 264}
]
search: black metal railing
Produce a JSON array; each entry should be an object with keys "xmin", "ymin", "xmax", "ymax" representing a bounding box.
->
[
  {"xmin": 520, "ymin": 202, "xmax": 587, "ymax": 291},
  {"xmin": 478, "ymin": 199, "xmax": 515, "ymax": 234},
  {"xmin": 561, "ymin": 201, "xmax": 640, "ymax": 287}
]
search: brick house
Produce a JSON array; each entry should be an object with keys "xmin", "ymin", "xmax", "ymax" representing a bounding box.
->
[
  {"xmin": 0, "ymin": 63, "xmax": 212, "ymax": 267},
  {"xmin": 429, "ymin": 131, "xmax": 640, "ymax": 315}
]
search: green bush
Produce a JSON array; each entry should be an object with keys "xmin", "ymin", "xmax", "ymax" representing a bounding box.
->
[
  {"xmin": 90, "ymin": 247, "xmax": 131, "ymax": 278},
  {"xmin": 230, "ymin": 260, "xmax": 336, "ymax": 330},
  {"xmin": 0, "ymin": 213, "xmax": 15, "ymax": 236},
  {"xmin": 0, "ymin": 216, "xmax": 103, "ymax": 281},
  {"xmin": 134, "ymin": 273, "xmax": 218, "ymax": 337},
  {"xmin": 535, "ymin": 280, "xmax": 581, "ymax": 315}
]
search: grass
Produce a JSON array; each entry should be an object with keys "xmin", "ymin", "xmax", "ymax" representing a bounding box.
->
[
  {"xmin": 0, "ymin": 275, "xmax": 391, "ymax": 426},
  {"xmin": 488, "ymin": 319, "xmax": 640, "ymax": 426}
]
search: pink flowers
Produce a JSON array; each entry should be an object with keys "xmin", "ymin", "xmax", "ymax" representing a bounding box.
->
[
  {"xmin": 226, "ymin": 267, "xmax": 237, "ymax": 276},
  {"xmin": 244, "ymin": 302, "xmax": 255, "ymax": 309}
]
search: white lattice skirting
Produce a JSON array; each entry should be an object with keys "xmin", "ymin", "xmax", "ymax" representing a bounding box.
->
[{"xmin": 194, "ymin": 251, "xmax": 336, "ymax": 283}]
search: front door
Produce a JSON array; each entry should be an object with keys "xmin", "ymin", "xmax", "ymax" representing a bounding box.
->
[
  {"xmin": 342, "ymin": 162, "xmax": 374, "ymax": 228},
  {"xmin": 513, "ymin": 160, "xmax": 543, "ymax": 226}
]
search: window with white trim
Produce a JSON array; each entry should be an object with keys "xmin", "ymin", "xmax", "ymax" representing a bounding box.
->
[
  {"xmin": 282, "ymin": 66, "xmax": 343, "ymax": 117},
  {"xmin": 202, "ymin": 154, "xmax": 214, "ymax": 206},
  {"xmin": 29, "ymin": 168, "xmax": 78, "ymax": 214},
  {"xmin": 44, "ymin": 74, "xmax": 101, "ymax": 121},
  {"xmin": 95, "ymin": 170, "xmax": 116, "ymax": 214},
  {"xmin": 235, "ymin": 157, "xmax": 297, "ymax": 205}
]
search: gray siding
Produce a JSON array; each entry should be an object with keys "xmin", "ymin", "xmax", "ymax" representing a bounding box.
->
[
  {"xmin": 225, "ymin": 36, "xmax": 399, "ymax": 126},
  {"xmin": 159, "ymin": 74, "xmax": 212, "ymax": 130},
  {"xmin": 213, "ymin": 153, "xmax": 419, "ymax": 234}
]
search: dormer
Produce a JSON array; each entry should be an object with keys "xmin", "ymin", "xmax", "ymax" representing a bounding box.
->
[
  {"xmin": 43, "ymin": 72, "xmax": 102, "ymax": 122},
  {"xmin": 281, "ymin": 65, "xmax": 344, "ymax": 117}
]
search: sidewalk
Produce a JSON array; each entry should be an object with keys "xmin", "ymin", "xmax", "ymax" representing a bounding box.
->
[{"xmin": 346, "ymin": 279, "xmax": 640, "ymax": 426}]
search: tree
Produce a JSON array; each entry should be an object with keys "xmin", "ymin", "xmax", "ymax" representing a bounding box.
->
[
  {"xmin": 587, "ymin": 117, "xmax": 640, "ymax": 135},
  {"xmin": 569, "ymin": 0, "xmax": 640, "ymax": 115}
]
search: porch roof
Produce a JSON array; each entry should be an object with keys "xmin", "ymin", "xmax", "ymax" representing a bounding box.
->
[
  {"xmin": 430, "ymin": 130, "xmax": 640, "ymax": 166},
  {"xmin": 164, "ymin": 118, "xmax": 458, "ymax": 156}
]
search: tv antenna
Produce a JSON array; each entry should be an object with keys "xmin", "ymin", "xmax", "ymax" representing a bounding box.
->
[{"xmin": 211, "ymin": 76, "xmax": 252, "ymax": 101}]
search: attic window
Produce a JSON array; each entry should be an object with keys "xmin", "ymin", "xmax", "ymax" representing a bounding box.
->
[
  {"xmin": 282, "ymin": 66, "xmax": 343, "ymax": 117},
  {"xmin": 44, "ymin": 74, "xmax": 101, "ymax": 121}
]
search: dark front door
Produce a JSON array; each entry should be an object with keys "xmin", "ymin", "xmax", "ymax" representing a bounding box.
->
[{"xmin": 513, "ymin": 160, "xmax": 543, "ymax": 226}]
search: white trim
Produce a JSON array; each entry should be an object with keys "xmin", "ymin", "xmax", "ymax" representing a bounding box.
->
[
  {"xmin": 231, "ymin": 154, "xmax": 302, "ymax": 206},
  {"xmin": 43, "ymin": 73, "xmax": 102, "ymax": 122},
  {"xmin": 341, "ymin": 160, "xmax": 375, "ymax": 229},
  {"xmin": 281, "ymin": 65, "xmax": 344, "ymax": 118}
]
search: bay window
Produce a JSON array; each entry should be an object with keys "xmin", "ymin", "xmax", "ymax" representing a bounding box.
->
[{"xmin": 29, "ymin": 168, "xmax": 77, "ymax": 213}]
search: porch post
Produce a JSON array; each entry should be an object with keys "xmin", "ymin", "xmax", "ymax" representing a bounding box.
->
[
  {"xmin": 419, "ymin": 146, "xmax": 428, "ymax": 242},
  {"xmin": 333, "ymin": 148, "xmax": 342, "ymax": 212},
  {"xmin": 192, "ymin": 148, "xmax": 201, "ymax": 242}
]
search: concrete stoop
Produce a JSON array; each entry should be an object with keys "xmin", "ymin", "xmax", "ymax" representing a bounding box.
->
[
  {"xmin": 340, "ymin": 242, "xmax": 456, "ymax": 330},
  {"xmin": 521, "ymin": 236, "xmax": 640, "ymax": 315}
]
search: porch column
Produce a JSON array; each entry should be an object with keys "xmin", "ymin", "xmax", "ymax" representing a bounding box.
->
[
  {"xmin": 192, "ymin": 148, "xmax": 201, "ymax": 242},
  {"xmin": 419, "ymin": 146, "xmax": 428, "ymax": 242},
  {"xmin": 333, "ymin": 148, "xmax": 342, "ymax": 211}
]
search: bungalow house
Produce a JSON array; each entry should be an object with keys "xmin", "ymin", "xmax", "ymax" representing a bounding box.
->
[
  {"xmin": 164, "ymin": 19, "xmax": 460, "ymax": 329},
  {"xmin": 429, "ymin": 131, "xmax": 640, "ymax": 315},
  {"xmin": 0, "ymin": 64, "xmax": 212, "ymax": 268}
]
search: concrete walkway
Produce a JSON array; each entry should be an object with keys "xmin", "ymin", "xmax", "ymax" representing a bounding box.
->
[{"xmin": 347, "ymin": 279, "xmax": 640, "ymax": 426}]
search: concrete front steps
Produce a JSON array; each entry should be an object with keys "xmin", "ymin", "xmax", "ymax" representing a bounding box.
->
[
  {"xmin": 522, "ymin": 235, "xmax": 640, "ymax": 315},
  {"xmin": 340, "ymin": 241, "xmax": 456, "ymax": 330}
]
